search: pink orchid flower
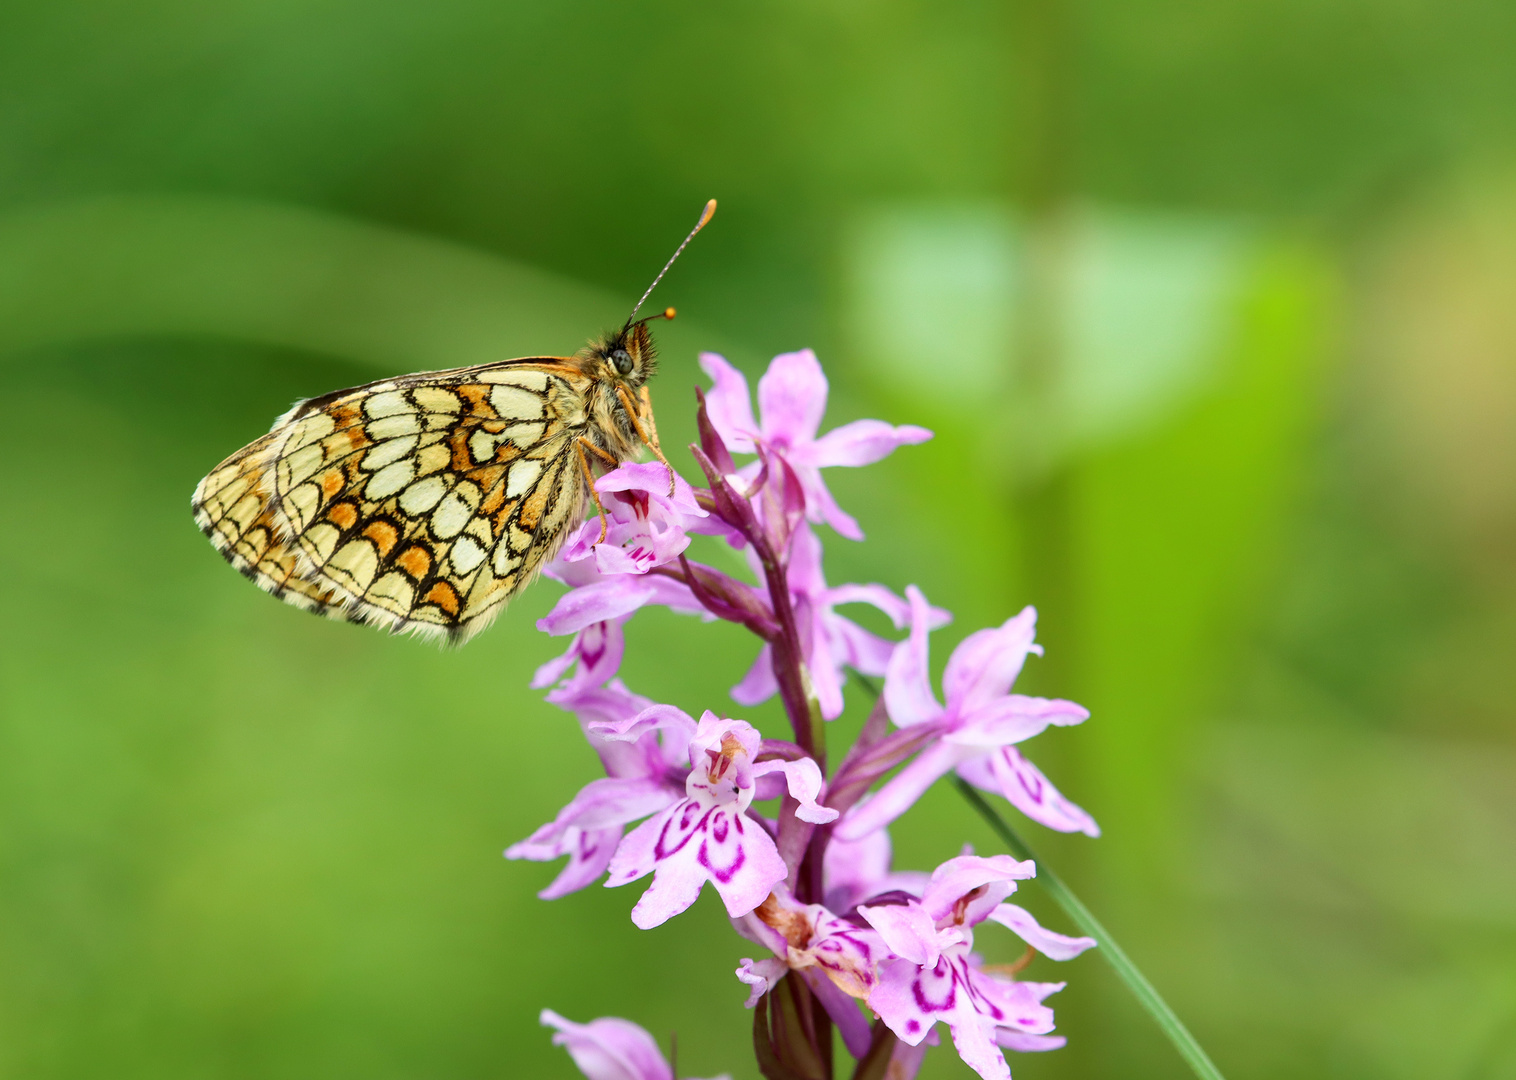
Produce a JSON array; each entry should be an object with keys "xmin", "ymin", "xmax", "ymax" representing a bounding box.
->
[
  {"xmin": 536, "ymin": 463, "xmax": 713, "ymax": 639},
  {"xmin": 700, "ymin": 350, "xmax": 932, "ymax": 540},
  {"xmin": 860, "ymin": 855, "xmax": 1096, "ymax": 1080},
  {"xmin": 541, "ymin": 1009, "xmax": 730, "ymax": 1080},
  {"xmin": 602, "ymin": 710, "xmax": 838, "ymax": 929},
  {"xmin": 835, "ymin": 587, "xmax": 1098, "ymax": 841}
]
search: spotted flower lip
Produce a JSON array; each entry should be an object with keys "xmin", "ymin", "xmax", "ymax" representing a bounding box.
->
[
  {"xmin": 600, "ymin": 710, "xmax": 838, "ymax": 929},
  {"xmin": 835, "ymin": 586, "xmax": 1099, "ymax": 841},
  {"xmin": 541, "ymin": 1008, "xmax": 731, "ymax": 1080},
  {"xmin": 699, "ymin": 350, "xmax": 933, "ymax": 540},
  {"xmin": 858, "ymin": 855, "xmax": 1096, "ymax": 1080}
]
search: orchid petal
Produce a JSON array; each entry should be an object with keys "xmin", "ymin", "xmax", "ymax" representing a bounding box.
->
[
  {"xmin": 825, "ymin": 582, "xmax": 913, "ymax": 627},
  {"xmin": 805, "ymin": 628, "xmax": 848, "ymax": 720},
  {"xmin": 699, "ymin": 353, "xmax": 759, "ymax": 453},
  {"xmin": 797, "ymin": 466, "xmax": 864, "ymax": 540},
  {"xmin": 858, "ymin": 902, "xmax": 942, "ymax": 968},
  {"xmin": 959, "ymin": 746, "xmax": 1101, "ymax": 837},
  {"xmin": 833, "ymin": 738, "xmax": 964, "ymax": 842},
  {"xmin": 821, "ymin": 829, "xmax": 893, "ymax": 911},
  {"xmin": 515, "ymin": 825, "xmax": 623, "ymax": 900},
  {"xmin": 541, "ymin": 1009, "xmax": 674, "ymax": 1080},
  {"xmin": 882, "ymin": 586, "xmax": 945, "ymax": 728},
  {"xmin": 756, "ymin": 349, "xmax": 829, "ymax": 445},
  {"xmin": 943, "ymin": 1007, "xmax": 1013, "ymax": 1080},
  {"xmin": 946, "ymin": 694, "xmax": 1090, "ymax": 749},
  {"xmin": 941, "ymin": 608, "xmax": 1039, "ymax": 714},
  {"xmin": 731, "ymin": 645, "xmax": 778, "ymax": 707},
  {"xmin": 827, "ymin": 614, "xmax": 896, "ymax": 677},
  {"xmin": 753, "ymin": 758, "xmax": 839, "ymax": 824},
  {"xmin": 969, "ymin": 975, "xmax": 1062, "ymax": 1034},
  {"xmin": 805, "ymin": 418, "xmax": 934, "ymax": 468},
  {"xmin": 548, "ymin": 776, "xmax": 680, "ymax": 831},
  {"xmin": 539, "ymin": 578, "xmax": 658, "ymax": 636},
  {"xmin": 987, "ymin": 904, "xmax": 1097, "ymax": 961},
  {"xmin": 919, "ymin": 855, "xmax": 1036, "ymax": 924},
  {"xmin": 589, "ymin": 703, "xmax": 699, "ymax": 749},
  {"xmin": 736, "ymin": 957, "xmax": 788, "ymax": 1008},
  {"xmin": 996, "ymin": 1030, "xmax": 1067, "ymax": 1052}
]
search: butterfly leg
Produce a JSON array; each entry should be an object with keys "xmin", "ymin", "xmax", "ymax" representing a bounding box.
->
[
  {"xmin": 616, "ymin": 384, "xmax": 677, "ymax": 496},
  {"xmin": 575, "ymin": 437, "xmax": 616, "ymax": 544}
]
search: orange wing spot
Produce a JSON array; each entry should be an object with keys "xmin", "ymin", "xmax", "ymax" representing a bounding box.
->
[
  {"xmin": 470, "ymin": 465, "xmax": 508, "ymax": 502},
  {"xmin": 456, "ymin": 384, "xmax": 497, "ymax": 419},
  {"xmin": 327, "ymin": 502, "xmax": 359, "ymax": 530},
  {"xmin": 425, "ymin": 580, "xmax": 460, "ymax": 617},
  {"xmin": 330, "ymin": 402, "xmax": 362, "ymax": 427},
  {"xmin": 396, "ymin": 545, "xmax": 432, "ymax": 580},
  {"xmin": 449, "ymin": 427, "xmax": 475, "ymax": 472},
  {"xmin": 345, "ymin": 427, "xmax": 371, "ymax": 451},
  {"xmin": 363, "ymin": 520, "xmax": 400, "ymax": 557},
  {"xmin": 481, "ymin": 419, "xmax": 508, "ymax": 434},
  {"xmin": 321, "ymin": 470, "xmax": 345, "ymax": 499},
  {"xmin": 518, "ymin": 485, "xmax": 550, "ymax": 532},
  {"xmin": 491, "ymin": 499, "xmax": 518, "ymax": 537}
]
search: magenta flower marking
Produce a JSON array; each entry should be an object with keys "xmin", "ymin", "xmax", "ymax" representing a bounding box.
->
[
  {"xmin": 859, "ymin": 855, "xmax": 1095, "ymax": 1080},
  {"xmin": 700, "ymin": 350, "xmax": 932, "ymax": 540},
  {"xmin": 602, "ymin": 711, "xmax": 838, "ymax": 929},
  {"xmin": 541, "ymin": 1009, "xmax": 731, "ymax": 1080},
  {"xmin": 835, "ymin": 586, "xmax": 1098, "ymax": 842},
  {"xmin": 532, "ymin": 616, "xmax": 628, "ymax": 693}
]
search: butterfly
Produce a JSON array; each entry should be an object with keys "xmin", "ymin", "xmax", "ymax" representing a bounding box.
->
[{"xmin": 191, "ymin": 199, "xmax": 716, "ymax": 644}]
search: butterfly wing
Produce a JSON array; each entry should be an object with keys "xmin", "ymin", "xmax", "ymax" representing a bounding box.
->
[{"xmin": 193, "ymin": 360, "xmax": 595, "ymax": 642}]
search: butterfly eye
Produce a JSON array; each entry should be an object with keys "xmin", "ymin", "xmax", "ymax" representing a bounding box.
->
[{"xmin": 611, "ymin": 349, "xmax": 635, "ymax": 376}]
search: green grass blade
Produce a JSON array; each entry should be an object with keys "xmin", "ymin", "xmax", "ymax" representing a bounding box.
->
[{"xmin": 955, "ymin": 779, "xmax": 1226, "ymax": 1080}]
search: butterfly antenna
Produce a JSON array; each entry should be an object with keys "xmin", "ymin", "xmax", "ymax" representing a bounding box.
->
[{"xmin": 626, "ymin": 198, "xmax": 717, "ymax": 326}]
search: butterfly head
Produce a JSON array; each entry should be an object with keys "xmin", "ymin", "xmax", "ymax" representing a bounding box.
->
[{"xmin": 595, "ymin": 307, "xmax": 674, "ymax": 390}]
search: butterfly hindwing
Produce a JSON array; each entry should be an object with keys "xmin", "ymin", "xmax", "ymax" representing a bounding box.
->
[{"xmin": 193, "ymin": 360, "xmax": 596, "ymax": 642}]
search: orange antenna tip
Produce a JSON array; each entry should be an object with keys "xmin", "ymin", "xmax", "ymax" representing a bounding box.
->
[
  {"xmin": 664, "ymin": 306, "xmax": 677, "ymax": 320},
  {"xmin": 626, "ymin": 199, "xmax": 719, "ymax": 325}
]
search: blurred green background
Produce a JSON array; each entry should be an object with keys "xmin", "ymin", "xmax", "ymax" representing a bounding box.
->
[{"xmin": 2, "ymin": 2, "xmax": 1514, "ymax": 1078}]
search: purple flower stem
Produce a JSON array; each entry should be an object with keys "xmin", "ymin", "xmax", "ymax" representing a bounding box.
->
[
  {"xmin": 688, "ymin": 444, "xmax": 822, "ymax": 771},
  {"xmin": 847, "ymin": 1022, "xmax": 900, "ymax": 1080},
  {"xmin": 754, "ymin": 973, "xmax": 832, "ymax": 1080}
]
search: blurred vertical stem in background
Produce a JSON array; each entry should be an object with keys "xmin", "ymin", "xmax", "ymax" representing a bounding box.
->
[{"xmin": 1010, "ymin": 0, "xmax": 1077, "ymax": 690}]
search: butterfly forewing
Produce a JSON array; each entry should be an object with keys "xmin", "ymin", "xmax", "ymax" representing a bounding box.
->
[{"xmin": 193, "ymin": 360, "xmax": 595, "ymax": 642}]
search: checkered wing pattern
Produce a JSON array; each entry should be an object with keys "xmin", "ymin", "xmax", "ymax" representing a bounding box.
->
[{"xmin": 192, "ymin": 361, "xmax": 593, "ymax": 642}]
